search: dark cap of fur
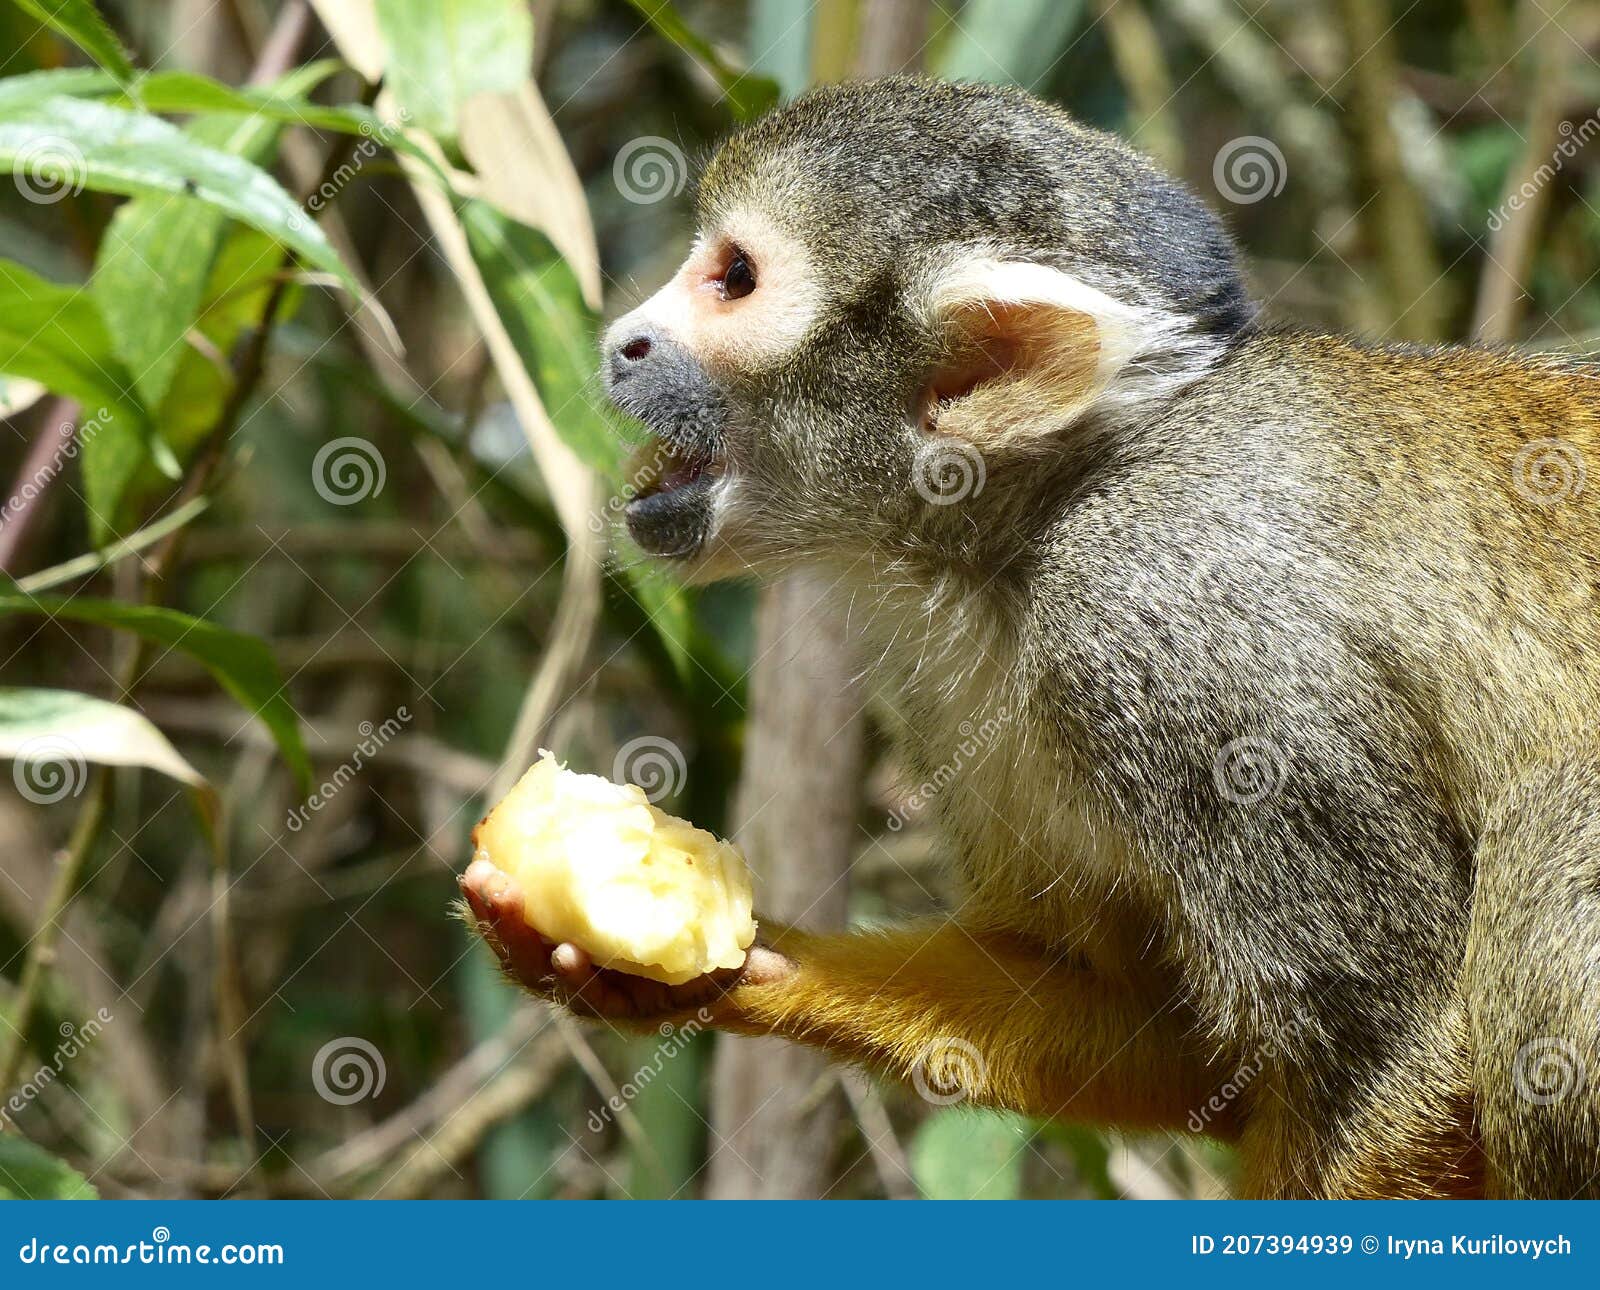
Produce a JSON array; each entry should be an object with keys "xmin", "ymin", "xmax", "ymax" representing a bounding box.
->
[{"xmin": 699, "ymin": 77, "xmax": 1253, "ymax": 337}]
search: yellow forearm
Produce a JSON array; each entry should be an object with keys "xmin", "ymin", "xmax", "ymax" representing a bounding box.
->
[{"xmin": 710, "ymin": 919, "xmax": 1229, "ymax": 1132}]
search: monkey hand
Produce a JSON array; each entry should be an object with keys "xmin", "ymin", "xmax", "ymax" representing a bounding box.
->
[{"xmin": 459, "ymin": 858, "xmax": 793, "ymax": 1024}]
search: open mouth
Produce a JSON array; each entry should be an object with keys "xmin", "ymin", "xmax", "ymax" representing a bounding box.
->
[{"xmin": 621, "ymin": 437, "xmax": 724, "ymax": 558}]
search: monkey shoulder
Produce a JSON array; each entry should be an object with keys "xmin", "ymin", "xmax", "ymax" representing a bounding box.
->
[{"xmin": 1001, "ymin": 344, "xmax": 1479, "ymax": 966}]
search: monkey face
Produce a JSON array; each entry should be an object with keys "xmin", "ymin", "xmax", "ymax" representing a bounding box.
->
[
  {"xmin": 602, "ymin": 77, "xmax": 1251, "ymax": 582},
  {"xmin": 601, "ymin": 203, "xmax": 838, "ymax": 579}
]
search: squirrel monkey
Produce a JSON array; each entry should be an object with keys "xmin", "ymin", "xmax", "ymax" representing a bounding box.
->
[{"xmin": 461, "ymin": 78, "xmax": 1600, "ymax": 1199}]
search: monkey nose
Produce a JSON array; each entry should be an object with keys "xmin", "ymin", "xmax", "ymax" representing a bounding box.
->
[{"xmin": 606, "ymin": 326, "xmax": 660, "ymax": 382}]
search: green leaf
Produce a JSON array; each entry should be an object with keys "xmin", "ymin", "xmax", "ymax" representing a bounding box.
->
[
  {"xmin": 13, "ymin": 76, "xmax": 358, "ymax": 530},
  {"xmin": 624, "ymin": 562, "xmax": 694, "ymax": 682},
  {"xmin": 458, "ymin": 199, "xmax": 617, "ymax": 474},
  {"xmin": 150, "ymin": 227, "xmax": 290, "ymax": 459},
  {"xmin": 626, "ymin": 0, "xmax": 779, "ymax": 120},
  {"xmin": 93, "ymin": 195, "xmax": 225, "ymax": 411},
  {"xmin": 0, "ymin": 95, "xmax": 354, "ymax": 292},
  {"xmin": 747, "ymin": 0, "xmax": 812, "ymax": 101},
  {"xmin": 115, "ymin": 68, "xmax": 446, "ymax": 189},
  {"xmin": 910, "ymin": 1109, "xmax": 1029, "ymax": 1200},
  {"xmin": 77, "ymin": 412, "xmax": 145, "ymax": 545},
  {"xmin": 9, "ymin": 0, "xmax": 135, "ymax": 85},
  {"xmin": 374, "ymin": 0, "xmax": 533, "ymax": 139},
  {"xmin": 0, "ymin": 687, "xmax": 208, "ymax": 789},
  {"xmin": 93, "ymin": 61, "xmax": 342, "ymax": 414},
  {"xmin": 1041, "ymin": 1121, "xmax": 1120, "ymax": 1198},
  {"xmin": 0, "ymin": 258, "xmax": 165, "ymax": 535},
  {"xmin": 85, "ymin": 227, "xmax": 302, "ymax": 542},
  {"xmin": 126, "ymin": 67, "xmax": 388, "ymax": 138},
  {"xmin": 0, "ymin": 66, "xmax": 114, "ymax": 110},
  {"xmin": 0, "ymin": 259, "xmax": 145, "ymax": 432},
  {"xmin": 458, "ymin": 199, "xmax": 696, "ymax": 675},
  {"xmin": 0, "ymin": 1136, "xmax": 97, "ymax": 1200},
  {"xmin": 0, "ymin": 594, "xmax": 310, "ymax": 791}
]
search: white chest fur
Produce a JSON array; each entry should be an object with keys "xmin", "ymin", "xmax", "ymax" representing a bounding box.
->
[{"xmin": 846, "ymin": 574, "xmax": 1142, "ymax": 951}]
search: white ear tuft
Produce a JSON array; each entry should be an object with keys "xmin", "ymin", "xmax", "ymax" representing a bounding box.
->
[{"xmin": 920, "ymin": 255, "xmax": 1223, "ymax": 446}]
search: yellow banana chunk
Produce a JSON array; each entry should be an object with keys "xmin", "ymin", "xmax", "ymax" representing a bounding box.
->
[{"xmin": 471, "ymin": 751, "xmax": 756, "ymax": 985}]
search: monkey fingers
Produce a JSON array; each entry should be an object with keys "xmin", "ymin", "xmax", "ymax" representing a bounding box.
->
[{"xmin": 459, "ymin": 859, "xmax": 790, "ymax": 1024}]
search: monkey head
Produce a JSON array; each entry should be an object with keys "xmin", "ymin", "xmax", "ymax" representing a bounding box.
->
[{"xmin": 602, "ymin": 77, "xmax": 1254, "ymax": 582}]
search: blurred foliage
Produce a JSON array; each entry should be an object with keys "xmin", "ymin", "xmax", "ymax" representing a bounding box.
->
[
  {"xmin": 0, "ymin": 1134, "xmax": 98, "ymax": 1199},
  {"xmin": 0, "ymin": 0, "xmax": 1594, "ymax": 1200}
]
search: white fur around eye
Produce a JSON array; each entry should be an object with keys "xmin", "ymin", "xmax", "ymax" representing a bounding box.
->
[{"xmin": 608, "ymin": 208, "xmax": 823, "ymax": 376}]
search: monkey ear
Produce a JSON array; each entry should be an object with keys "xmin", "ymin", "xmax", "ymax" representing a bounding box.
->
[{"xmin": 919, "ymin": 258, "xmax": 1202, "ymax": 452}]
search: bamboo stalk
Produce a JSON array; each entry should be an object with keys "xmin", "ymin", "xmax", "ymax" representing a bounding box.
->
[
  {"xmin": 1335, "ymin": 0, "xmax": 1448, "ymax": 340},
  {"xmin": 1472, "ymin": 8, "xmax": 1570, "ymax": 343}
]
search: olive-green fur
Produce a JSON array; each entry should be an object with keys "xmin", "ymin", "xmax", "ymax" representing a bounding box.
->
[{"xmin": 622, "ymin": 78, "xmax": 1600, "ymax": 1198}]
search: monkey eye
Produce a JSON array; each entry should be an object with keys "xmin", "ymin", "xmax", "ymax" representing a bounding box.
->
[{"xmin": 719, "ymin": 250, "xmax": 756, "ymax": 301}]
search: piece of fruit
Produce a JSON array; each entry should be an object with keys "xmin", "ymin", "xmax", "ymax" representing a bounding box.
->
[{"xmin": 470, "ymin": 751, "xmax": 756, "ymax": 985}]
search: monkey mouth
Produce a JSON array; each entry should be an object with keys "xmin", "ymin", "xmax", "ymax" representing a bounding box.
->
[{"xmin": 621, "ymin": 437, "xmax": 724, "ymax": 558}]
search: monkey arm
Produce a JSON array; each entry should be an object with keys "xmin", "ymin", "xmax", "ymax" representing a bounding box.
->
[
  {"xmin": 461, "ymin": 865, "xmax": 1230, "ymax": 1135},
  {"xmin": 709, "ymin": 919, "xmax": 1233, "ymax": 1134}
]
